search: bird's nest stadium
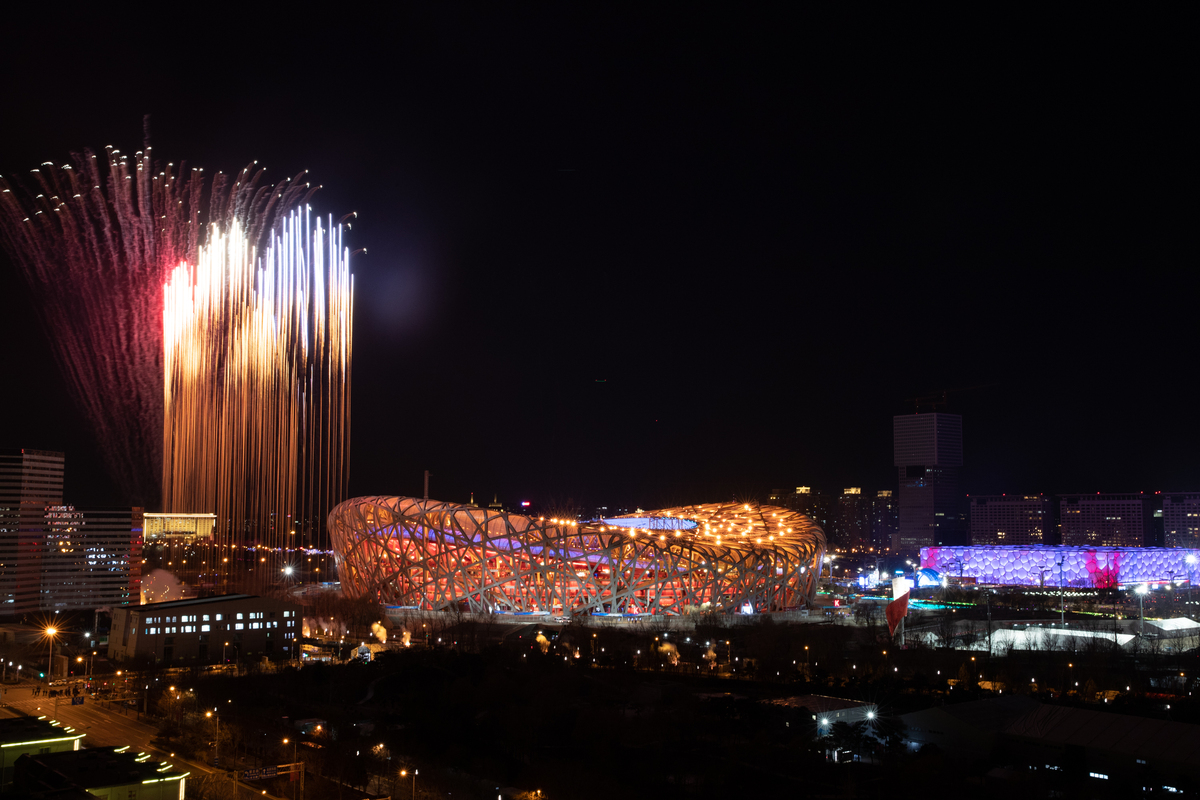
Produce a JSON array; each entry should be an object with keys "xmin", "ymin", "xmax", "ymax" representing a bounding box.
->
[{"xmin": 328, "ymin": 497, "xmax": 827, "ymax": 615}]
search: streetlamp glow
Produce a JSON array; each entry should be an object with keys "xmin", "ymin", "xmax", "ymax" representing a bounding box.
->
[{"xmin": 44, "ymin": 627, "xmax": 58, "ymax": 682}]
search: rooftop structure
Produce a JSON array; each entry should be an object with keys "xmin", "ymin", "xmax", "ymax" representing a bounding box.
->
[
  {"xmin": 15, "ymin": 746, "xmax": 186, "ymax": 800},
  {"xmin": 0, "ymin": 718, "xmax": 84, "ymax": 791},
  {"xmin": 329, "ymin": 497, "xmax": 827, "ymax": 615}
]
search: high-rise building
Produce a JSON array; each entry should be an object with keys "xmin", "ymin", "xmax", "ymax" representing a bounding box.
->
[
  {"xmin": 969, "ymin": 495, "xmax": 1055, "ymax": 546},
  {"xmin": 893, "ymin": 413, "xmax": 964, "ymax": 551},
  {"xmin": 41, "ymin": 506, "xmax": 144, "ymax": 611},
  {"xmin": 783, "ymin": 487, "xmax": 834, "ymax": 534},
  {"xmin": 871, "ymin": 490, "xmax": 898, "ymax": 550},
  {"xmin": 834, "ymin": 488, "xmax": 872, "ymax": 550},
  {"xmin": 0, "ymin": 449, "xmax": 65, "ymax": 614},
  {"xmin": 1059, "ymin": 493, "xmax": 1154, "ymax": 547},
  {"xmin": 1, "ymin": 450, "xmax": 143, "ymax": 614},
  {"xmin": 1162, "ymin": 493, "xmax": 1200, "ymax": 548}
]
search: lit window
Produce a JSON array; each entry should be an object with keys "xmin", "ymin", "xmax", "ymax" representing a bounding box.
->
[
  {"xmin": 1090, "ymin": 773, "xmax": 1108, "ymax": 780},
  {"xmin": 235, "ymin": 623, "xmax": 244, "ymax": 631},
  {"xmin": 201, "ymin": 625, "xmax": 210, "ymax": 632}
]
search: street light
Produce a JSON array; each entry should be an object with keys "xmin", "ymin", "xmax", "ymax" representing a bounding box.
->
[
  {"xmin": 206, "ymin": 709, "xmax": 220, "ymax": 767},
  {"xmin": 283, "ymin": 738, "xmax": 299, "ymax": 800},
  {"xmin": 1187, "ymin": 555, "xmax": 1198, "ymax": 605},
  {"xmin": 399, "ymin": 768, "xmax": 417, "ymax": 800},
  {"xmin": 1136, "ymin": 584, "xmax": 1149, "ymax": 637},
  {"xmin": 44, "ymin": 627, "xmax": 58, "ymax": 682}
]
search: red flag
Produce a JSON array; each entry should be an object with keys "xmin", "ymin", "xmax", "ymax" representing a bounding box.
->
[{"xmin": 886, "ymin": 592, "xmax": 909, "ymax": 636}]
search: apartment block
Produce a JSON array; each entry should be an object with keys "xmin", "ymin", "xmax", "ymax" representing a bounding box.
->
[
  {"xmin": 969, "ymin": 495, "xmax": 1055, "ymax": 546},
  {"xmin": 1059, "ymin": 493, "xmax": 1154, "ymax": 547}
]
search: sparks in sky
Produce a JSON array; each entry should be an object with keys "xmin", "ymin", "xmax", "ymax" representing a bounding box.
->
[
  {"xmin": 0, "ymin": 146, "xmax": 316, "ymax": 507},
  {"xmin": 1, "ymin": 143, "xmax": 352, "ymax": 579}
]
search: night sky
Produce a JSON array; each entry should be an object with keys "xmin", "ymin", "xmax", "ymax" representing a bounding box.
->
[{"xmin": 0, "ymin": 8, "xmax": 1193, "ymax": 511}]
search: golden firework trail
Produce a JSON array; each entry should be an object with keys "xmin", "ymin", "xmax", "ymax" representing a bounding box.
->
[
  {"xmin": 163, "ymin": 208, "xmax": 353, "ymax": 577},
  {"xmin": 0, "ymin": 146, "xmax": 317, "ymax": 507}
]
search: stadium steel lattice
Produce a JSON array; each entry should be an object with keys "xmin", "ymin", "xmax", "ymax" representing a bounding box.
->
[{"xmin": 328, "ymin": 497, "xmax": 827, "ymax": 614}]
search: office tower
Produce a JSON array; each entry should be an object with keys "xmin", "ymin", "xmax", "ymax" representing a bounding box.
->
[
  {"xmin": 871, "ymin": 490, "xmax": 898, "ymax": 550},
  {"xmin": 969, "ymin": 495, "xmax": 1055, "ymax": 546},
  {"xmin": 1059, "ymin": 493, "xmax": 1154, "ymax": 547},
  {"xmin": 785, "ymin": 487, "xmax": 834, "ymax": 534},
  {"xmin": 893, "ymin": 413, "xmax": 964, "ymax": 551},
  {"xmin": 1162, "ymin": 493, "xmax": 1200, "ymax": 548},
  {"xmin": 834, "ymin": 488, "xmax": 872, "ymax": 550},
  {"xmin": 0, "ymin": 449, "xmax": 65, "ymax": 614},
  {"xmin": 41, "ymin": 506, "xmax": 144, "ymax": 611}
]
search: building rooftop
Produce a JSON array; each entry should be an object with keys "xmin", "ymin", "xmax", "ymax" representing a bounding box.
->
[
  {"xmin": 0, "ymin": 718, "xmax": 84, "ymax": 747},
  {"xmin": 3, "ymin": 787, "xmax": 99, "ymax": 800},
  {"xmin": 933, "ymin": 694, "xmax": 1040, "ymax": 733},
  {"xmin": 129, "ymin": 594, "xmax": 258, "ymax": 610},
  {"xmin": 772, "ymin": 694, "xmax": 871, "ymax": 712},
  {"xmin": 1006, "ymin": 704, "xmax": 1200, "ymax": 767},
  {"xmin": 17, "ymin": 746, "xmax": 186, "ymax": 792}
]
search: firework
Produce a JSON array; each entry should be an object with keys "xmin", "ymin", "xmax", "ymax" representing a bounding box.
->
[
  {"xmin": 0, "ymin": 147, "xmax": 315, "ymax": 506},
  {"xmin": 162, "ymin": 208, "xmax": 353, "ymax": 571},
  {"xmin": 1, "ymin": 144, "xmax": 352, "ymax": 582}
]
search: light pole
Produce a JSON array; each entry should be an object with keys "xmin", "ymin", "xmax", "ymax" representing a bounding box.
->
[
  {"xmin": 283, "ymin": 738, "xmax": 300, "ymax": 800},
  {"xmin": 1057, "ymin": 556, "xmax": 1065, "ymax": 627},
  {"xmin": 206, "ymin": 709, "xmax": 219, "ymax": 767},
  {"xmin": 1187, "ymin": 555, "xmax": 1198, "ymax": 606},
  {"xmin": 1136, "ymin": 584, "xmax": 1149, "ymax": 637},
  {"xmin": 44, "ymin": 627, "xmax": 57, "ymax": 682},
  {"xmin": 400, "ymin": 768, "xmax": 417, "ymax": 800}
]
